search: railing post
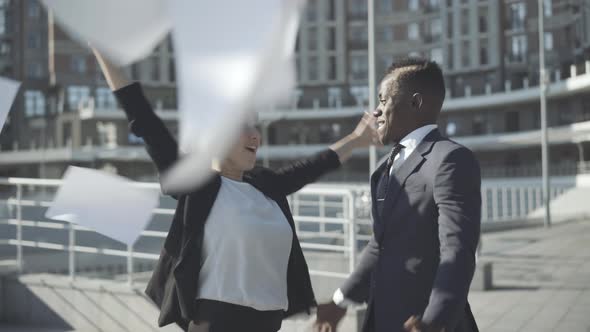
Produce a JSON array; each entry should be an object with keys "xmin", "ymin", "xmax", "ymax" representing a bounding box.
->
[
  {"xmin": 319, "ymin": 196, "xmax": 325, "ymax": 234},
  {"xmin": 293, "ymin": 194, "xmax": 300, "ymax": 233},
  {"xmin": 348, "ymin": 192, "xmax": 357, "ymax": 273},
  {"xmin": 15, "ymin": 184, "xmax": 23, "ymax": 273},
  {"xmin": 69, "ymin": 223, "xmax": 76, "ymax": 280},
  {"xmin": 127, "ymin": 244, "xmax": 133, "ymax": 286}
]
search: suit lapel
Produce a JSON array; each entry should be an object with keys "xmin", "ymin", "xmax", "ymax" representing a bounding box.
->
[{"xmin": 378, "ymin": 130, "xmax": 440, "ymax": 236}]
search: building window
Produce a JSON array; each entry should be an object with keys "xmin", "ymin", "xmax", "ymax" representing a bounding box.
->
[
  {"xmin": 95, "ymin": 87, "xmax": 117, "ymax": 109},
  {"xmin": 350, "ymin": 54, "xmax": 368, "ymax": 81},
  {"xmin": 447, "ymin": 44, "xmax": 454, "ymax": 69},
  {"xmin": 169, "ymin": 58, "xmax": 176, "ymax": 82},
  {"xmin": 167, "ymin": 36, "xmax": 174, "ymax": 53},
  {"xmin": 150, "ymin": 57, "xmax": 160, "ymax": 81},
  {"xmin": 348, "ymin": 25, "xmax": 368, "ymax": 48},
  {"xmin": 430, "ymin": 18, "xmax": 442, "ymax": 42},
  {"xmin": 27, "ymin": 0, "xmax": 41, "ymax": 18},
  {"xmin": 67, "ymin": 85, "xmax": 90, "ymax": 110},
  {"xmin": 505, "ymin": 111, "xmax": 520, "ymax": 132},
  {"xmin": 308, "ymin": 27, "xmax": 318, "ymax": 50},
  {"xmin": 24, "ymin": 90, "xmax": 45, "ymax": 117},
  {"xmin": 453, "ymin": 77, "xmax": 465, "ymax": 97},
  {"xmin": 27, "ymin": 32, "xmax": 41, "ymax": 49},
  {"xmin": 327, "ymin": 56, "xmax": 337, "ymax": 80},
  {"xmin": 326, "ymin": 27, "xmax": 336, "ymax": 50},
  {"xmin": 295, "ymin": 57, "xmax": 301, "ymax": 82},
  {"xmin": 26, "ymin": 62, "xmax": 43, "ymax": 78},
  {"xmin": 306, "ymin": 0, "xmax": 317, "ymax": 21},
  {"xmin": 430, "ymin": 48, "xmax": 443, "ymax": 64},
  {"xmin": 408, "ymin": 0, "xmax": 419, "ymax": 11},
  {"xmin": 461, "ymin": 40, "xmax": 470, "ymax": 67},
  {"xmin": 0, "ymin": 9, "xmax": 6, "ymax": 34},
  {"xmin": 472, "ymin": 116, "xmax": 485, "ymax": 135},
  {"xmin": 326, "ymin": 0, "xmax": 336, "ymax": 20},
  {"xmin": 479, "ymin": 8, "xmax": 488, "ymax": 33},
  {"xmin": 378, "ymin": 0, "xmax": 392, "ymax": 13},
  {"xmin": 543, "ymin": 0, "xmax": 552, "ymax": 16},
  {"xmin": 328, "ymin": 87, "xmax": 341, "ymax": 107},
  {"xmin": 348, "ymin": 0, "xmax": 367, "ymax": 18},
  {"xmin": 0, "ymin": 40, "xmax": 10, "ymax": 55},
  {"xmin": 378, "ymin": 54, "xmax": 392, "ymax": 73},
  {"xmin": 447, "ymin": 13, "xmax": 453, "ymax": 38},
  {"xmin": 71, "ymin": 55, "xmax": 87, "ymax": 73},
  {"xmin": 544, "ymin": 32, "xmax": 553, "ymax": 51},
  {"xmin": 62, "ymin": 122, "xmax": 72, "ymax": 147},
  {"xmin": 377, "ymin": 26, "xmax": 393, "ymax": 42},
  {"xmin": 308, "ymin": 56, "xmax": 318, "ymax": 81},
  {"xmin": 461, "ymin": 9, "xmax": 469, "ymax": 35},
  {"xmin": 508, "ymin": 2, "xmax": 526, "ymax": 31},
  {"xmin": 480, "ymin": 45, "xmax": 488, "ymax": 65},
  {"xmin": 509, "ymin": 35, "xmax": 527, "ymax": 62},
  {"xmin": 428, "ymin": 0, "xmax": 440, "ymax": 10},
  {"xmin": 408, "ymin": 23, "xmax": 420, "ymax": 40}
]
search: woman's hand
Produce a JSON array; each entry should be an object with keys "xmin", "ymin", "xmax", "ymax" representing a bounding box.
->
[
  {"xmin": 329, "ymin": 111, "xmax": 380, "ymax": 163},
  {"xmin": 350, "ymin": 111, "xmax": 380, "ymax": 148}
]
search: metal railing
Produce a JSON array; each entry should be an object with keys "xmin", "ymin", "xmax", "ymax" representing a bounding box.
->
[
  {"xmin": 0, "ymin": 176, "xmax": 579, "ymax": 283},
  {"xmin": 0, "ymin": 178, "xmax": 366, "ymax": 283}
]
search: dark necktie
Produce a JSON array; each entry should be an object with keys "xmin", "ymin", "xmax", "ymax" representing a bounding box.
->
[
  {"xmin": 373, "ymin": 143, "xmax": 404, "ymax": 232},
  {"xmin": 376, "ymin": 143, "xmax": 405, "ymax": 201},
  {"xmin": 385, "ymin": 143, "xmax": 405, "ymax": 174}
]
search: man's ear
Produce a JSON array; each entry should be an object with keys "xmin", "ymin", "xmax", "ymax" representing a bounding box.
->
[{"xmin": 411, "ymin": 93, "xmax": 423, "ymax": 109}]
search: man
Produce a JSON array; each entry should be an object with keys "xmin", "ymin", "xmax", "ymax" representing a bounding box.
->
[{"xmin": 315, "ymin": 58, "xmax": 481, "ymax": 332}]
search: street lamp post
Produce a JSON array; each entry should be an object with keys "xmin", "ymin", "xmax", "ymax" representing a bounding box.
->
[
  {"xmin": 538, "ymin": 0, "xmax": 552, "ymax": 227},
  {"xmin": 368, "ymin": 0, "xmax": 377, "ymax": 174}
]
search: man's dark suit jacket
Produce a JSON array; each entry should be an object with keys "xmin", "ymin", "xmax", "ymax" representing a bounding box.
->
[
  {"xmin": 340, "ymin": 129, "xmax": 481, "ymax": 332},
  {"xmin": 114, "ymin": 83, "xmax": 341, "ymax": 331}
]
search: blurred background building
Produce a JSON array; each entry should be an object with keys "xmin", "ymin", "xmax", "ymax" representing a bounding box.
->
[{"xmin": 1, "ymin": 0, "xmax": 590, "ymax": 182}]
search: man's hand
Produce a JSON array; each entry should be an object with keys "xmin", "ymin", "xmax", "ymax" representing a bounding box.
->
[
  {"xmin": 313, "ymin": 301, "xmax": 347, "ymax": 332},
  {"xmin": 404, "ymin": 315, "xmax": 446, "ymax": 332}
]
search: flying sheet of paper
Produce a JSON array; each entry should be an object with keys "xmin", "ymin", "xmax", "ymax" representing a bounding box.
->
[
  {"xmin": 45, "ymin": 166, "xmax": 160, "ymax": 247},
  {"xmin": 41, "ymin": 0, "xmax": 170, "ymax": 66},
  {"xmin": 162, "ymin": 0, "xmax": 303, "ymax": 192},
  {"xmin": 0, "ymin": 77, "xmax": 21, "ymax": 133}
]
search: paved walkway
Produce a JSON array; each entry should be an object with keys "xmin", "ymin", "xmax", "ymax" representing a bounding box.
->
[
  {"xmin": 469, "ymin": 220, "xmax": 590, "ymax": 331},
  {"xmin": 1, "ymin": 221, "xmax": 589, "ymax": 331}
]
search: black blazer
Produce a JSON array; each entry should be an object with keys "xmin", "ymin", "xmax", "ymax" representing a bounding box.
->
[
  {"xmin": 340, "ymin": 130, "xmax": 481, "ymax": 332},
  {"xmin": 114, "ymin": 83, "xmax": 341, "ymax": 330}
]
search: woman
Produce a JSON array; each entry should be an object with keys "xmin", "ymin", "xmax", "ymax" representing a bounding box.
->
[{"xmin": 93, "ymin": 49, "xmax": 377, "ymax": 332}]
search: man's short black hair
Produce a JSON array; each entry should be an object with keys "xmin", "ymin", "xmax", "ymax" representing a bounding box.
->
[{"xmin": 384, "ymin": 57, "xmax": 446, "ymax": 109}]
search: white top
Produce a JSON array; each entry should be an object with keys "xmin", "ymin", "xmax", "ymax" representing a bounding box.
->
[
  {"xmin": 389, "ymin": 124, "xmax": 438, "ymax": 175},
  {"xmin": 196, "ymin": 177, "xmax": 293, "ymax": 311},
  {"xmin": 334, "ymin": 124, "xmax": 438, "ymax": 308}
]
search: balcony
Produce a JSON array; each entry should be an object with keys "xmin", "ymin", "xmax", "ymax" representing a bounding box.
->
[
  {"xmin": 443, "ymin": 61, "xmax": 590, "ymax": 112},
  {"xmin": 2, "ymin": 118, "xmax": 589, "ymax": 165}
]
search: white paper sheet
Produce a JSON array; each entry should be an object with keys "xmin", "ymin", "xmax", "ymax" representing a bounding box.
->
[
  {"xmin": 0, "ymin": 77, "xmax": 21, "ymax": 132},
  {"xmin": 41, "ymin": 0, "xmax": 171, "ymax": 66},
  {"xmin": 45, "ymin": 166, "xmax": 160, "ymax": 247},
  {"xmin": 162, "ymin": 0, "xmax": 303, "ymax": 192}
]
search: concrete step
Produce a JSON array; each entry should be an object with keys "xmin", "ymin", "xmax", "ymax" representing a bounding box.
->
[
  {"xmin": 0, "ymin": 326, "xmax": 76, "ymax": 332},
  {"xmin": 0, "ymin": 274, "xmax": 182, "ymax": 332}
]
